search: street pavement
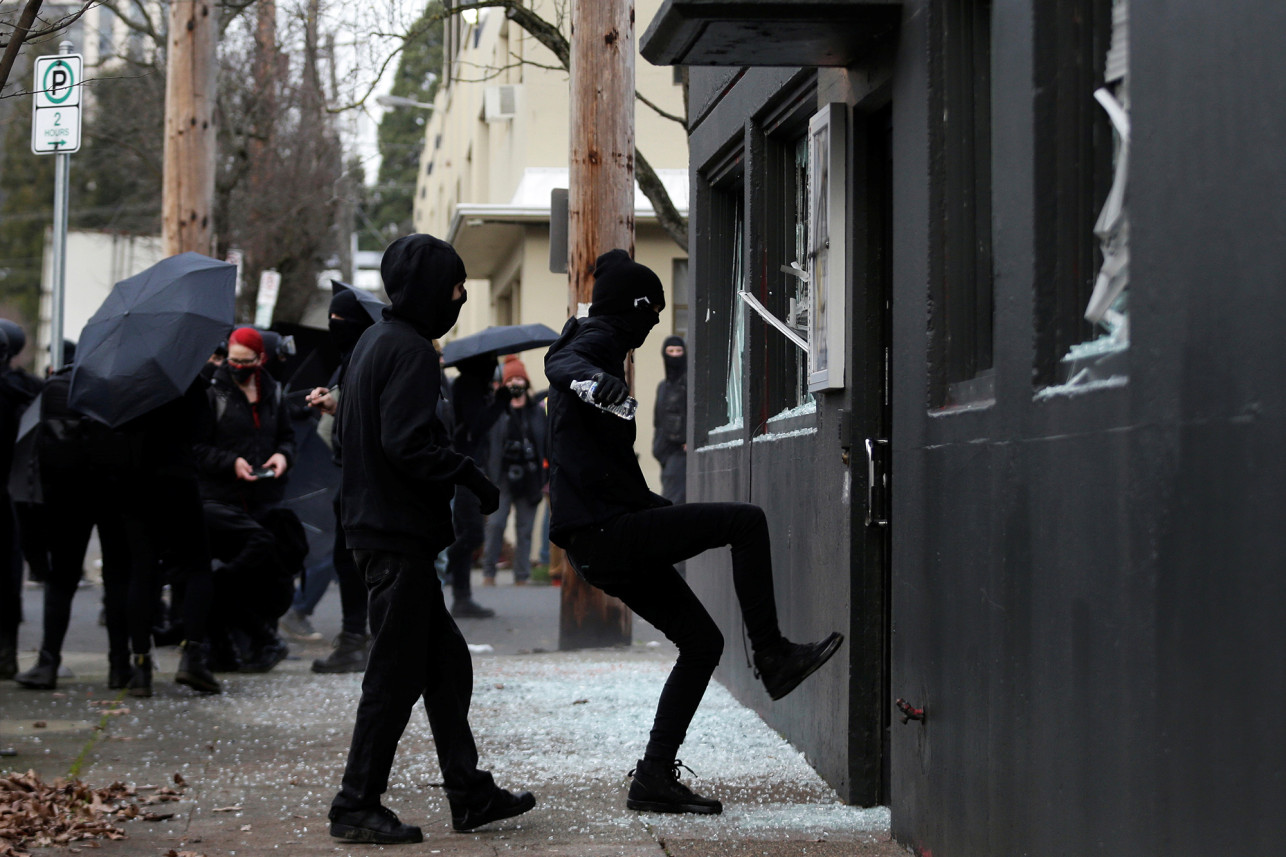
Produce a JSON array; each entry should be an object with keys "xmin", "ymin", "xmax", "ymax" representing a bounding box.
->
[{"xmin": 2, "ymin": 571, "xmax": 902, "ymax": 857}]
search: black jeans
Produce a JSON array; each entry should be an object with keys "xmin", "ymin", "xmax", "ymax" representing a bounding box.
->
[
  {"xmin": 332, "ymin": 549, "xmax": 495, "ymax": 812},
  {"xmin": 445, "ymin": 485, "xmax": 484, "ymax": 600},
  {"xmin": 567, "ymin": 502, "xmax": 785, "ymax": 764},
  {"xmin": 204, "ymin": 500, "xmax": 288, "ymax": 639}
]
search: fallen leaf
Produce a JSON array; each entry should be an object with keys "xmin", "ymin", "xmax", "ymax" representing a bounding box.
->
[
  {"xmin": 239, "ymin": 824, "xmax": 251, "ymax": 832},
  {"xmin": 211, "ymin": 806, "xmax": 242, "ymax": 813},
  {"xmin": 32, "ymin": 721, "xmax": 47, "ymax": 728}
]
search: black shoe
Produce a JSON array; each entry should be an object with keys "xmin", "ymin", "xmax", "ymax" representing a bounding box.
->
[
  {"xmin": 451, "ymin": 598, "xmax": 496, "ymax": 619},
  {"xmin": 328, "ymin": 804, "xmax": 422, "ymax": 844},
  {"xmin": 626, "ymin": 759, "xmax": 722, "ymax": 815},
  {"xmin": 176, "ymin": 641, "xmax": 222, "ymax": 694},
  {"xmin": 128, "ymin": 654, "xmax": 154, "ymax": 698},
  {"xmin": 311, "ymin": 631, "xmax": 369, "ymax": 674},
  {"xmin": 754, "ymin": 632, "xmax": 844, "ymax": 701},
  {"xmin": 450, "ymin": 786, "xmax": 536, "ymax": 832},
  {"xmin": 14, "ymin": 650, "xmax": 59, "ymax": 690},
  {"xmin": 108, "ymin": 653, "xmax": 130, "ymax": 690},
  {"xmin": 241, "ymin": 637, "xmax": 288, "ymax": 673}
]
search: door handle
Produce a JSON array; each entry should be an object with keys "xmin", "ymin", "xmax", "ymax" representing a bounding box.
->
[{"xmin": 865, "ymin": 437, "xmax": 889, "ymax": 527}]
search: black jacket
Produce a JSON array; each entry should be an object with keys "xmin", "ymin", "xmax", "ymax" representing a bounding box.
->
[
  {"xmin": 194, "ymin": 364, "xmax": 295, "ymax": 506},
  {"xmin": 339, "ymin": 234, "xmax": 484, "ymax": 558},
  {"xmin": 544, "ymin": 316, "xmax": 668, "ymax": 545},
  {"xmin": 652, "ymin": 373, "xmax": 686, "ymax": 464}
]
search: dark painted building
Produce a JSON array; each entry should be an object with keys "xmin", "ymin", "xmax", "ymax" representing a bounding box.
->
[{"xmin": 642, "ymin": 1, "xmax": 1286, "ymax": 854}]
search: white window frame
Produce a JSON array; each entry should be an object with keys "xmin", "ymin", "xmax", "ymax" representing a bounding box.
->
[{"xmin": 807, "ymin": 102, "xmax": 848, "ymax": 392}]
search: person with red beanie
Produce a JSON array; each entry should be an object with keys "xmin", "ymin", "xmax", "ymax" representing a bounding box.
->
[
  {"xmin": 479, "ymin": 356, "xmax": 547, "ymax": 586},
  {"xmin": 193, "ymin": 325, "xmax": 302, "ymax": 674}
]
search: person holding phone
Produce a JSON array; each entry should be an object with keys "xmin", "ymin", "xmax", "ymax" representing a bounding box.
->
[{"xmin": 194, "ymin": 326, "xmax": 304, "ymax": 673}]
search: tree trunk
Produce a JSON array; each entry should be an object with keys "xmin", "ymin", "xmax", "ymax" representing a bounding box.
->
[
  {"xmin": 559, "ymin": 0, "xmax": 635, "ymax": 651},
  {"xmin": 163, "ymin": 0, "xmax": 218, "ymax": 256},
  {"xmin": 0, "ymin": 0, "xmax": 43, "ymax": 96}
]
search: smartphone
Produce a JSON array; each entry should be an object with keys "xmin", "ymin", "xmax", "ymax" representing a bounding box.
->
[{"xmin": 251, "ymin": 466, "xmax": 276, "ymax": 479}]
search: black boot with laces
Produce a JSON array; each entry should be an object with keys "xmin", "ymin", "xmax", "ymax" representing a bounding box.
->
[
  {"xmin": 627, "ymin": 758, "xmax": 722, "ymax": 815},
  {"xmin": 754, "ymin": 632, "xmax": 844, "ymax": 701}
]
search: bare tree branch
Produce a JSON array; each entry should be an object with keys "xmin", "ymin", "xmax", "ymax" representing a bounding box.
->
[
  {"xmin": 0, "ymin": 0, "xmax": 44, "ymax": 93},
  {"xmin": 636, "ymin": 149, "xmax": 687, "ymax": 249},
  {"xmin": 636, "ymin": 89, "xmax": 687, "ymax": 131}
]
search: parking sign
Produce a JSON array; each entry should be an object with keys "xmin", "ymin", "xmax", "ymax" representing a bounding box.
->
[{"xmin": 32, "ymin": 54, "xmax": 83, "ymax": 154}]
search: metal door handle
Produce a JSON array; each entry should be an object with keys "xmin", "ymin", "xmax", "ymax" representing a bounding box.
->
[{"xmin": 865, "ymin": 437, "xmax": 889, "ymax": 527}]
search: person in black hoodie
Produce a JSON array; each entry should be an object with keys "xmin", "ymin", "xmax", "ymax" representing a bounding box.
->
[
  {"xmin": 327, "ymin": 234, "xmax": 535, "ymax": 845},
  {"xmin": 544, "ymin": 249, "xmax": 844, "ymax": 816},
  {"xmin": 652, "ymin": 335, "xmax": 688, "ymax": 505}
]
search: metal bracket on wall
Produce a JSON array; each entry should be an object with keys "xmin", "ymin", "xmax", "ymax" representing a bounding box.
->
[{"xmin": 865, "ymin": 437, "xmax": 889, "ymax": 527}]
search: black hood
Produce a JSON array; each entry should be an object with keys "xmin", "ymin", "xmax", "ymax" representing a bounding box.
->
[
  {"xmin": 380, "ymin": 234, "xmax": 468, "ymax": 338},
  {"xmin": 662, "ymin": 335, "xmax": 686, "ymax": 381}
]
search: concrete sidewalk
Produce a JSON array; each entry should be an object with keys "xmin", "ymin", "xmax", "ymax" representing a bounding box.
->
[{"xmin": 2, "ymin": 577, "xmax": 901, "ymax": 856}]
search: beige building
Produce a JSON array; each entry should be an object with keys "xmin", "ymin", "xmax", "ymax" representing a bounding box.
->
[{"xmin": 413, "ymin": 0, "xmax": 689, "ymax": 495}]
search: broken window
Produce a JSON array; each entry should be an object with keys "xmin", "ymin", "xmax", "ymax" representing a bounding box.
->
[
  {"xmin": 1034, "ymin": 0, "xmax": 1130, "ymax": 396},
  {"xmin": 701, "ymin": 174, "xmax": 746, "ymax": 441}
]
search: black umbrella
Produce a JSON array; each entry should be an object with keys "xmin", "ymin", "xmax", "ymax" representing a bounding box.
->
[
  {"xmin": 442, "ymin": 323, "xmax": 561, "ymax": 367},
  {"xmin": 69, "ymin": 252, "xmax": 235, "ymax": 427},
  {"xmin": 332, "ymin": 279, "xmax": 387, "ymax": 324},
  {"xmin": 279, "ymin": 415, "xmax": 341, "ymax": 564},
  {"xmin": 8, "ymin": 392, "xmax": 42, "ymax": 503}
]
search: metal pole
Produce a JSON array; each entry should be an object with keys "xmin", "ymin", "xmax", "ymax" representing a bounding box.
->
[{"xmin": 49, "ymin": 39, "xmax": 73, "ymax": 372}]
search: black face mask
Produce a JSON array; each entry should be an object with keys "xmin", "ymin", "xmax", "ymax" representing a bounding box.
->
[
  {"xmin": 329, "ymin": 317, "xmax": 368, "ymax": 353},
  {"xmin": 427, "ymin": 289, "xmax": 468, "ymax": 339},
  {"xmin": 230, "ymin": 364, "xmax": 257, "ymax": 385},
  {"xmin": 621, "ymin": 308, "xmax": 659, "ymax": 350}
]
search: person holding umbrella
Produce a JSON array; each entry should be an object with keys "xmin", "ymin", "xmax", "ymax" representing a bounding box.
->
[
  {"xmin": 67, "ymin": 251, "xmax": 238, "ymax": 696},
  {"xmin": 544, "ymin": 249, "xmax": 843, "ymax": 815},
  {"xmin": 328, "ymin": 234, "xmax": 534, "ymax": 844}
]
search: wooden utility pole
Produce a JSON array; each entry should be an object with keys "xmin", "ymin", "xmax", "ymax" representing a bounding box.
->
[
  {"xmin": 559, "ymin": 0, "xmax": 636, "ymax": 651},
  {"xmin": 162, "ymin": 0, "xmax": 218, "ymax": 256}
]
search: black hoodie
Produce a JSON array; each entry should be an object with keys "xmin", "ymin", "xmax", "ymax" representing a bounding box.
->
[
  {"xmin": 544, "ymin": 316, "xmax": 668, "ymax": 546},
  {"xmin": 338, "ymin": 234, "xmax": 484, "ymax": 557}
]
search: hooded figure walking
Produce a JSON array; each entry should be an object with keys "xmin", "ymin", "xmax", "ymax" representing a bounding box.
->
[
  {"xmin": 545, "ymin": 250, "xmax": 844, "ymax": 815},
  {"xmin": 328, "ymin": 234, "xmax": 535, "ymax": 845}
]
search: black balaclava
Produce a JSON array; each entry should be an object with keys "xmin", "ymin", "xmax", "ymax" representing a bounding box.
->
[
  {"xmin": 587, "ymin": 249, "xmax": 666, "ymax": 349},
  {"xmin": 662, "ymin": 335, "xmax": 686, "ymax": 381},
  {"xmin": 0, "ymin": 319, "xmax": 24, "ymax": 363},
  {"xmin": 380, "ymin": 233, "xmax": 468, "ymax": 339},
  {"xmin": 328, "ymin": 288, "xmax": 374, "ymax": 354}
]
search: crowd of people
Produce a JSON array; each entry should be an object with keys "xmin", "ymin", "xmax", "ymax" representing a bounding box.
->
[{"xmin": 0, "ymin": 233, "xmax": 842, "ymax": 843}]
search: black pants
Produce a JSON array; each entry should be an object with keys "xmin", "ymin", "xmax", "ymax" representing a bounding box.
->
[
  {"xmin": 204, "ymin": 500, "xmax": 289, "ymax": 638},
  {"xmin": 36, "ymin": 489, "xmax": 131, "ymax": 662},
  {"xmin": 332, "ymin": 497, "xmax": 367, "ymax": 636},
  {"xmin": 0, "ymin": 494, "xmax": 22, "ymax": 649},
  {"xmin": 567, "ymin": 502, "xmax": 785, "ymax": 764},
  {"xmin": 124, "ymin": 475, "xmax": 213, "ymax": 652},
  {"xmin": 332, "ymin": 549, "xmax": 494, "ymax": 812},
  {"xmin": 445, "ymin": 485, "xmax": 484, "ymax": 601}
]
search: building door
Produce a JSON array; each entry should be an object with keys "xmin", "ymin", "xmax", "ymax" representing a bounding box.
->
[{"xmin": 849, "ymin": 104, "xmax": 894, "ymax": 805}]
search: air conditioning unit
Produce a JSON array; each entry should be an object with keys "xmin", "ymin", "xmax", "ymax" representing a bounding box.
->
[{"xmin": 484, "ymin": 84, "xmax": 519, "ymax": 122}]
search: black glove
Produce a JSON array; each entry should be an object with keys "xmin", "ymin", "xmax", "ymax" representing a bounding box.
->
[
  {"xmin": 591, "ymin": 372, "xmax": 629, "ymax": 406},
  {"xmin": 460, "ymin": 462, "xmax": 500, "ymax": 514}
]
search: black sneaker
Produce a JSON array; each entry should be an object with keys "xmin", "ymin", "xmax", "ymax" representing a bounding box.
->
[
  {"xmin": 450, "ymin": 787, "xmax": 536, "ymax": 832},
  {"xmin": 328, "ymin": 804, "xmax": 422, "ymax": 844},
  {"xmin": 241, "ymin": 637, "xmax": 289, "ymax": 673},
  {"xmin": 754, "ymin": 632, "xmax": 844, "ymax": 701},
  {"xmin": 627, "ymin": 759, "xmax": 722, "ymax": 815},
  {"xmin": 311, "ymin": 631, "xmax": 369, "ymax": 674},
  {"xmin": 14, "ymin": 651, "xmax": 59, "ymax": 690},
  {"xmin": 451, "ymin": 598, "xmax": 496, "ymax": 619}
]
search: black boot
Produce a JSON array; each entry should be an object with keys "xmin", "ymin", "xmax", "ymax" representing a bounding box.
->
[
  {"xmin": 127, "ymin": 653, "xmax": 153, "ymax": 698},
  {"xmin": 14, "ymin": 649, "xmax": 60, "ymax": 690},
  {"xmin": 450, "ymin": 786, "xmax": 537, "ymax": 831},
  {"xmin": 176, "ymin": 641, "xmax": 222, "ymax": 694},
  {"xmin": 329, "ymin": 804, "xmax": 423, "ymax": 844},
  {"xmin": 108, "ymin": 651, "xmax": 131, "ymax": 690},
  {"xmin": 241, "ymin": 634, "xmax": 288, "ymax": 674},
  {"xmin": 451, "ymin": 598, "xmax": 496, "ymax": 619},
  {"xmin": 311, "ymin": 631, "xmax": 369, "ymax": 674},
  {"xmin": 753, "ymin": 632, "xmax": 844, "ymax": 701},
  {"xmin": 626, "ymin": 759, "xmax": 722, "ymax": 815}
]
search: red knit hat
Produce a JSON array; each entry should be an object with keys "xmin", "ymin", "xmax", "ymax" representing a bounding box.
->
[
  {"xmin": 501, "ymin": 355, "xmax": 529, "ymax": 385},
  {"xmin": 228, "ymin": 326, "xmax": 265, "ymax": 355}
]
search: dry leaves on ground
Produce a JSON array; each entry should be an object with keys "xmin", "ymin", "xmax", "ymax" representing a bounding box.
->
[{"xmin": 0, "ymin": 770, "xmax": 189, "ymax": 857}]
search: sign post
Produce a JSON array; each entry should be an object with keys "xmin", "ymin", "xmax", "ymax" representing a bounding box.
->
[{"xmin": 32, "ymin": 42, "xmax": 81, "ymax": 372}]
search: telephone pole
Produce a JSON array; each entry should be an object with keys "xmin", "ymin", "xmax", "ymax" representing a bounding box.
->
[
  {"xmin": 559, "ymin": 0, "xmax": 636, "ymax": 650},
  {"xmin": 162, "ymin": 0, "xmax": 218, "ymax": 256}
]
